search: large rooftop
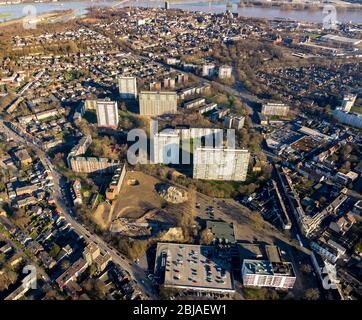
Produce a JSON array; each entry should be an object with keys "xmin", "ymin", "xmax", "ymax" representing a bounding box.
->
[
  {"xmin": 206, "ymin": 221, "xmax": 235, "ymax": 244},
  {"xmin": 243, "ymin": 259, "xmax": 295, "ymax": 277},
  {"xmin": 155, "ymin": 243, "xmax": 234, "ymax": 293}
]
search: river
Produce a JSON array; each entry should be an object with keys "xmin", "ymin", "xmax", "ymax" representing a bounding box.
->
[{"xmin": 0, "ymin": 0, "xmax": 361, "ymax": 23}]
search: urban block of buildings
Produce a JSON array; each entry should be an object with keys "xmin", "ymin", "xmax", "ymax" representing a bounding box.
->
[
  {"xmin": 139, "ymin": 91, "xmax": 178, "ymax": 116},
  {"xmin": 67, "ymin": 135, "xmax": 120, "ymax": 173}
]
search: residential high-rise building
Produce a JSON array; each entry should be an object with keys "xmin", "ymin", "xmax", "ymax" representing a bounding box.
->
[
  {"xmin": 341, "ymin": 93, "xmax": 357, "ymax": 112},
  {"xmin": 202, "ymin": 64, "xmax": 216, "ymax": 77},
  {"xmin": 193, "ymin": 147, "xmax": 250, "ymax": 181},
  {"xmin": 218, "ymin": 65, "xmax": 232, "ymax": 79},
  {"xmin": 224, "ymin": 115, "xmax": 245, "ymax": 130},
  {"xmin": 261, "ymin": 102, "xmax": 289, "ymax": 116},
  {"xmin": 152, "ymin": 130, "xmax": 180, "ymax": 164},
  {"xmin": 150, "ymin": 81, "xmax": 162, "ymax": 91},
  {"xmin": 139, "ymin": 91, "xmax": 177, "ymax": 116},
  {"xmin": 163, "ymin": 77, "xmax": 175, "ymax": 89},
  {"xmin": 95, "ymin": 99, "xmax": 119, "ymax": 128},
  {"xmin": 118, "ymin": 76, "xmax": 138, "ymax": 99}
]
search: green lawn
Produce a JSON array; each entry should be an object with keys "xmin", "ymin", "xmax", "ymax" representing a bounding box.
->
[
  {"xmin": 0, "ymin": 14, "xmax": 12, "ymax": 18},
  {"xmin": 350, "ymin": 105, "xmax": 362, "ymax": 115}
]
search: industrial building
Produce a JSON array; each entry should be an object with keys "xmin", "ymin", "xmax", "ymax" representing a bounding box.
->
[
  {"xmin": 193, "ymin": 147, "xmax": 250, "ymax": 181},
  {"xmin": 118, "ymin": 76, "xmax": 138, "ymax": 99},
  {"xmin": 95, "ymin": 99, "xmax": 119, "ymax": 129},
  {"xmin": 139, "ymin": 91, "xmax": 177, "ymax": 116},
  {"xmin": 154, "ymin": 243, "xmax": 235, "ymax": 293}
]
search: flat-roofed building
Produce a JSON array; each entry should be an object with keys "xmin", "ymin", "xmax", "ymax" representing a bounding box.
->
[
  {"xmin": 320, "ymin": 34, "xmax": 362, "ymax": 48},
  {"xmin": 341, "ymin": 93, "xmax": 357, "ymax": 112},
  {"xmin": 69, "ymin": 157, "xmax": 120, "ymax": 174},
  {"xmin": 184, "ymin": 98, "xmax": 206, "ymax": 109},
  {"xmin": 84, "ymin": 243, "xmax": 111, "ymax": 273},
  {"xmin": 206, "ymin": 221, "xmax": 235, "ymax": 244},
  {"xmin": 154, "ymin": 243, "xmax": 235, "ymax": 293},
  {"xmin": 202, "ymin": 64, "xmax": 216, "ymax": 77},
  {"xmin": 261, "ymin": 102, "xmax": 289, "ymax": 117},
  {"xmin": 152, "ymin": 130, "xmax": 180, "ymax": 164},
  {"xmin": 118, "ymin": 76, "xmax": 137, "ymax": 99},
  {"xmin": 71, "ymin": 179, "xmax": 82, "ymax": 206},
  {"xmin": 218, "ymin": 65, "xmax": 232, "ymax": 79},
  {"xmin": 193, "ymin": 147, "xmax": 250, "ymax": 181},
  {"xmin": 139, "ymin": 91, "xmax": 177, "ymax": 116},
  {"xmin": 242, "ymin": 259, "xmax": 296, "ymax": 289},
  {"xmin": 95, "ymin": 99, "xmax": 119, "ymax": 129},
  {"xmin": 105, "ymin": 165, "xmax": 126, "ymax": 200},
  {"xmin": 333, "ymin": 109, "xmax": 362, "ymax": 129},
  {"xmin": 224, "ymin": 115, "xmax": 245, "ymax": 130}
]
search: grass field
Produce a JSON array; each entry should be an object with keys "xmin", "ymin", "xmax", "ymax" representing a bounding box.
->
[
  {"xmin": 351, "ymin": 105, "xmax": 362, "ymax": 115},
  {"xmin": 0, "ymin": 14, "xmax": 13, "ymax": 18}
]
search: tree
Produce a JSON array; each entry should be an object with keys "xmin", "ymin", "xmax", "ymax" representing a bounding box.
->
[
  {"xmin": 300, "ymin": 264, "xmax": 312, "ymax": 274},
  {"xmin": 304, "ymin": 288, "xmax": 320, "ymax": 300}
]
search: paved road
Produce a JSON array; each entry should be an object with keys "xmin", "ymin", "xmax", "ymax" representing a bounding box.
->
[{"xmin": 0, "ymin": 118, "xmax": 157, "ymax": 299}]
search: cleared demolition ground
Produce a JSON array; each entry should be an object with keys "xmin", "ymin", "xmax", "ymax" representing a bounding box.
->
[{"xmin": 95, "ymin": 171, "xmax": 192, "ymax": 241}]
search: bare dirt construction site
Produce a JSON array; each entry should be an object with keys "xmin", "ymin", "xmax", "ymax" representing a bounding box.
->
[
  {"xmin": 93, "ymin": 202, "xmax": 112, "ymax": 230},
  {"xmin": 93, "ymin": 171, "xmax": 190, "ymax": 238}
]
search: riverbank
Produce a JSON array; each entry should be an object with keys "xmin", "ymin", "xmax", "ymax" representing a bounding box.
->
[
  {"xmin": 0, "ymin": 9, "xmax": 73, "ymax": 27},
  {"xmin": 1, "ymin": 0, "xmax": 362, "ymax": 23},
  {"xmin": 238, "ymin": 0, "xmax": 362, "ymax": 11}
]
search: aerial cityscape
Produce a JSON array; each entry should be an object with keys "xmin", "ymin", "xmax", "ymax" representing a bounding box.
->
[{"xmin": 0, "ymin": 0, "xmax": 361, "ymax": 305}]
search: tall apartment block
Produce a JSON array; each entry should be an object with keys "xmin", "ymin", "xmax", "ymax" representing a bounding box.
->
[
  {"xmin": 224, "ymin": 115, "xmax": 245, "ymax": 130},
  {"xmin": 218, "ymin": 65, "xmax": 232, "ymax": 79},
  {"xmin": 118, "ymin": 76, "xmax": 138, "ymax": 99},
  {"xmin": 95, "ymin": 100, "xmax": 119, "ymax": 129},
  {"xmin": 202, "ymin": 64, "xmax": 216, "ymax": 77},
  {"xmin": 261, "ymin": 102, "xmax": 289, "ymax": 117},
  {"xmin": 139, "ymin": 91, "xmax": 177, "ymax": 116},
  {"xmin": 193, "ymin": 147, "xmax": 250, "ymax": 181},
  {"xmin": 163, "ymin": 77, "xmax": 175, "ymax": 89},
  {"xmin": 152, "ymin": 130, "xmax": 180, "ymax": 164},
  {"xmin": 341, "ymin": 93, "xmax": 357, "ymax": 112}
]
